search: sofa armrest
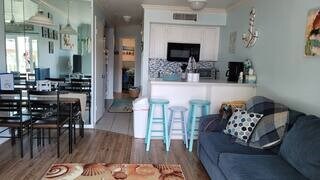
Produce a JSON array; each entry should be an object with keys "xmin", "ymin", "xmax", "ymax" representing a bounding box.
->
[{"xmin": 199, "ymin": 114, "xmax": 228, "ymax": 133}]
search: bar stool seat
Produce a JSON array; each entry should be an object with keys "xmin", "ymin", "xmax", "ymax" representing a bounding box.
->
[
  {"xmin": 169, "ymin": 106, "xmax": 188, "ymax": 112},
  {"xmin": 150, "ymin": 99, "xmax": 170, "ymax": 104},
  {"xmin": 145, "ymin": 98, "xmax": 170, "ymax": 151},
  {"xmin": 189, "ymin": 99, "xmax": 210, "ymax": 106},
  {"xmin": 188, "ymin": 99, "xmax": 211, "ymax": 152}
]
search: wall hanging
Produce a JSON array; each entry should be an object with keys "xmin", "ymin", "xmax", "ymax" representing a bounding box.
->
[
  {"xmin": 305, "ymin": 8, "xmax": 320, "ymax": 56},
  {"xmin": 242, "ymin": 8, "xmax": 259, "ymax": 48},
  {"xmin": 229, "ymin": 31, "xmax": 237, "ymax": 54}
]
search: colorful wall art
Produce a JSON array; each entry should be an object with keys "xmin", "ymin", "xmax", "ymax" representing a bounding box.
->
[{"xmin": 305, "ymin": 8, "xmax": 320, "ymax": 56}]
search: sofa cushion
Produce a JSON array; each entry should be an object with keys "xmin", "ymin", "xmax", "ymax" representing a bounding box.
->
[
  {"xmin": 198, "ymin": 132, "xmax": 272, "ymax": 165},
  {"xmin": 219, "ymin": 153, "xmax": 307, "ymax": 180},
  {"xmin": 279, "ymin": 115, "xmax": 320, "ymax": 180}
]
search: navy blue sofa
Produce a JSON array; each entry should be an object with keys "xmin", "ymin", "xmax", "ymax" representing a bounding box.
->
[{"xmin": 198, "ymin": 111, "xmax": 320, "ymax": 180}]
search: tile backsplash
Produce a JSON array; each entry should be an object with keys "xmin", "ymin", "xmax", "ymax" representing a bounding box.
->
[{"xmin": 148, "ymin": 58, "xmax": 215, "ymax": 78}]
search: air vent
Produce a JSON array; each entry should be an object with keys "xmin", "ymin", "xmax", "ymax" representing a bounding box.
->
[{"xmin": 173, "ymin": 13, "xmax": 198, "ymax": 21}]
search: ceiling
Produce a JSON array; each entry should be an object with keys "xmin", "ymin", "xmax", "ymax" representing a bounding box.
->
[
  {"xmin": 4, "ymin": 0, "xmax": 92, "ymax": 25},
  {"xmin": 96, "ymin": 0, "xmax": 240, "ymax": 26},
  {"xmin": 40, "ymin": 0, "xmax": 92, "ymax": 25}
]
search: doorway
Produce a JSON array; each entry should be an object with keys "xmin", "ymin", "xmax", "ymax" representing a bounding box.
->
[{"xmin": 120, "ymin": 38, "xmax": 136, "ymax": 94}]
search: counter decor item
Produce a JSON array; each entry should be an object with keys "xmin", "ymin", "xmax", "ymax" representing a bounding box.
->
[
  {"xmin": 187, "ymin": 73, "xmax": 200, "ymax": 82},
  {"xmin": 186, "ymin": 57, "xmax": 200, "ymax": 82},
  {"xmin": 238, "ymin": 72, "xmax": 244, "ymax": 83},
  {"xmin": 305, "ymin": 8, "xmax": 320, "ymax": 56},
  {"xmin": 245, "ymin": 68, "xmax": 257, "ymax": 84},
  {"xmin": 242, "ymin": 8, "xmax": 259, "ymax": 48},
  {"xmin": 243, "ymin": 59, "xmax": 257, "ymax": 84}
]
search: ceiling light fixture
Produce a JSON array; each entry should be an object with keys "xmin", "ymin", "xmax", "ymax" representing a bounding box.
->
[
  {"xmin": 188, "ymin": 0, "xmax": 207, "ymax": 11},
  {"xmin": 60, "ymin": 0, "xmax": 77, "ymax": 35},
  {"xmin": 9, "ymin": 0, "xmax": 15, "ymax": 24},
  {"xmin": 25, "ymin": 0, "xmax": 54, "ymax": 27},
  {"xmin": 123, "ymin": 16, "xmax": 132, "ymax": 23}
]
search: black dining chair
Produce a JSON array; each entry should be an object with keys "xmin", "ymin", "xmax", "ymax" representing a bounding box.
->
[
  {"xmin": 70, "ymin": 79, "xmax": 91, "ymax": 124},
  {"xmin": 27, "ymin": 90, "xmax": 71, "ymax": 158},
  {"xmin": 0, "ymin": 90, "xmax": 31, "ymax": 157}
]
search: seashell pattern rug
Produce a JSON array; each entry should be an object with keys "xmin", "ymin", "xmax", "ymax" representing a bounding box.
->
[{"xmin": 42, "ymin": 163, "xmax": 185, "ymax": 180}]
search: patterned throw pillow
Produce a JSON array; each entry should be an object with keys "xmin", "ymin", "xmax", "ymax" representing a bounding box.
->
[{"xmin": 224, "ymin": 108, "xmax": 263, "ymax": 142}]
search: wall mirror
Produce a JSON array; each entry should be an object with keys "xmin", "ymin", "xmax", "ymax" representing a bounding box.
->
[{"xmin": 3, "ymin": 0, "xmax": 93, "ymax": 125}]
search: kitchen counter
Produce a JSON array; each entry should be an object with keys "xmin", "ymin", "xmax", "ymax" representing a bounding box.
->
[
  {"xmin": 146, "ymin": 79, "xmax": 257, "ymax": 140},
  {"xmin": 150, "ymin": 79, "xmax": 257, "ymax": 87}
]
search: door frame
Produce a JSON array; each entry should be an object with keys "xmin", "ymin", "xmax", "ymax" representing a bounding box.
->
[{"xmin": 85, "ymin": 0, "xmax": 95, "ymax": 129}]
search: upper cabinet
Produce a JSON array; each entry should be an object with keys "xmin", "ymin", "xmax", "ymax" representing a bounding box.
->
[
  {"xmin": 149, "ymin": 24, "xmax": 220, "ymax": 61},
  {"xmin": 149, "ymin": 24, "xmax": 167, "ymax": 59}
]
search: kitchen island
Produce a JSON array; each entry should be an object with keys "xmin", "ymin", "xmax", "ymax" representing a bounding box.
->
[
  {"xmin": 145, "ymin": 79, "xmax": 256, "ymax": 139},
  {"xmin": 149, "ymin": 79, "xmax": 256, "ymax": 113}
]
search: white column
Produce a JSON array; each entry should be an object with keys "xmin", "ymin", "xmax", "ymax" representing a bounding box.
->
[{"xmin": 0, "ymin": 0, "xmax": 6, "ymax": 73}]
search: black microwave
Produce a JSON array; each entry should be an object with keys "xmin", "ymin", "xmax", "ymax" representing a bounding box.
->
[{"xmin": 167, "ymin": 42, "xmax": 200, "ymax": 62}]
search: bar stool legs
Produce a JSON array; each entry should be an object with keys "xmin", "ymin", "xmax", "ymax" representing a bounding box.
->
[
  {"xmin": 145, "ymin": 99, "xmax": 170, "ymax": 152},
  {"xmin": 188, "ymin": 100, "xmax": 211, "ymax": 152},
  {"xmin": 168, "ymin": 106, "xmax": 189, "ymax": 149},
  {"xmin": 145, "ymin": 104, "xmax": 155, "ymax": 151},
  {"xmin": 188, "ymin": 105, "xmax": 197, "ymax": 152},
  {"xmin": 163, "ymin": 104, "xmax": 169, "ymax": 152}
]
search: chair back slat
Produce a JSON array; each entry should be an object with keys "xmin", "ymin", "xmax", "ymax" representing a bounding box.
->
[
  {"xmin": 0, "ymin": 90, "xmax": 22, "ymax": 119},
  {"xmin": 28, "ymin": 90, "xmax": 60, "ymax": 125}
]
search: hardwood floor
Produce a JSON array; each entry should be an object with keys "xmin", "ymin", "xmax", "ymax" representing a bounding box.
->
[{"xmin": 0, "ymin": 129, "xmax": 209, "ymax": 180}]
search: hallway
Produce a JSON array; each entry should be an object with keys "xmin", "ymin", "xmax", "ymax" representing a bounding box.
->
[
  {"xmin": 95, "ymin": 95, "xmax": 134, "ymax": 136},
  {"xmin": 95, "ymin": 108, "xmax": 134, "ymax": 136}
]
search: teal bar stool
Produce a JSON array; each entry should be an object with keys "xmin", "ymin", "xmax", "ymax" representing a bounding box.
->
[
  {"xmin": 187, "ymin": 99, "xmax": 211, "ymax": 152},
  {"xmin": 145, "ymin": 98, "xmax": 170, "ymax": 152},
  {"xmin": 168, "ymin": 106, "xmax": 188, "ymax": 149}
]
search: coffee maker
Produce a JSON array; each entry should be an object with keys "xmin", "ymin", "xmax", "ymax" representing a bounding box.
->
[{"xmin": 226, "ymin": 62, "xmax": 244, "ymax": 82}]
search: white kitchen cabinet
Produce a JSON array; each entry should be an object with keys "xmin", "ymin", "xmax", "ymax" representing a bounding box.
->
[
  {"xmin": 149, "ymin": 24, "xmax": 167, "ymax": 59},
  {"xmin": 149, "ymin": 24, "xmax": 220, "ymax": 61},
  {"xmin": 201, "ymin": 27, "xmax": 220, "ymax": 61}
]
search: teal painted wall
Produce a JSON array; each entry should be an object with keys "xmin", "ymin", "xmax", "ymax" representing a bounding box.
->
[{"xmin": 220, "ymin": 0, "xmax": 320, "ymax": 116}]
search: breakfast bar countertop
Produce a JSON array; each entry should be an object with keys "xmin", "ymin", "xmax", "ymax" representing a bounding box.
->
[{"xmin": 149, "ymin": 79, "xmax": 257, "ymax": 87}]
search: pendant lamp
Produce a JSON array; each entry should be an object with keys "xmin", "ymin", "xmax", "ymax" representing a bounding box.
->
[
  {"xmin": 60, "ymin": 0, "xmax": 77, "ymax": 35},
  {"xmin": 25, "ymin": 0, "xmax": 54, "ymax": 27}
]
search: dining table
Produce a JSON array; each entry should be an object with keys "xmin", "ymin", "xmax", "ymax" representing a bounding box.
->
[{"xmin": 0, "ymin": 91, "xmax": 87, "ymax": 154}]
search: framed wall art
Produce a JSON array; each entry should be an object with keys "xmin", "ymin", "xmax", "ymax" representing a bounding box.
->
[
  {"xmin": 49, "ymin": 41, "xmax": 54, "ymax": 54},
  {"xmin": 305, "ymin": 8, "xmax": 320, "ymax": 56}
]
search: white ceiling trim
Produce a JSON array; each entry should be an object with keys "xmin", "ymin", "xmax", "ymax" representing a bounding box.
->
[{"xmin": 142, "ymin": 4, "xmax": 226, "ymax": 14}]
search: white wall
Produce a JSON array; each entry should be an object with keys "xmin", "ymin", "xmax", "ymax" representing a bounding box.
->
[
  {"xmin": 0, "ymin": 0, "xmax": 6, "ymax": 73},
  {"xmin": 106, "ymin": 27, "xmax": 115, "ymax": 99},
  {"xmin": 114, "ymin": 24, "xmax": 142, "ymax": 93},
  {"xmin": 92, "ymin": 0, "xmax": 107, "ymax": 124},
  {"xmin": 220, "ymin": 0, "xmax": 320, "ymax": 116},
  {"xmin": 141, "ymin": 5, "xmax": 227, "ymax": 96}
]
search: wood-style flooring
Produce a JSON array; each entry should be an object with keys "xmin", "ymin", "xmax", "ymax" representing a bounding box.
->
[{"xmin": 0, "ymin": 129, "xmax": 210, "ymax": 180}]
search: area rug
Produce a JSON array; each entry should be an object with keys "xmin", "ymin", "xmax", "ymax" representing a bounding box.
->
[
  {"xmin": 108, "ymin": 99, "xmax": 133, "ymax": 113},
  {"xmin": 42, "ymin": 163, "xmax": 185, "ymax": 180}
]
